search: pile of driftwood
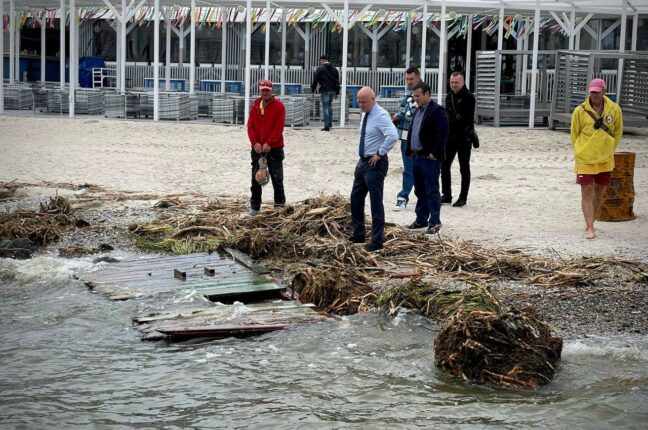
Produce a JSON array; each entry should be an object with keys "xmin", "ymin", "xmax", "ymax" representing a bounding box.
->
[{"xmin": 377, "ymin": 281, "xmax": 562, "ymax": 388}]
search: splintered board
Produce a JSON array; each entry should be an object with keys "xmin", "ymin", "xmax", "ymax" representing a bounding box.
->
[
  {"xmin": 134, "ymin": 301, "xmax": 329, "ymax": 341},
  {"xmin": 76, "ymin": 252, "xmax": 283, "ymax": 302}
]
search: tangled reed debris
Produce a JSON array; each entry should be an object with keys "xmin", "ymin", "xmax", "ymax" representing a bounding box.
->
[
  {"xmin": 0, "ymin": 196, "xmax": 81, "ymax": 246},
  {"xmin": 129, "ymin": 194, "xmax": 648, "ymax": 288},
  {"xmin": 292, "ymin": 266, "xmax": 375, "ymax": 315},
  {"xmin": 376, "ymin": 281, "xmax": 561, "ymax": 388},
  {"xmin": 376, "ymin": 280, "xmax": 503, "ymax": 320},
  {"xmin": 434, "ymin": 308, "xmax": 563, "ymax": 389}
]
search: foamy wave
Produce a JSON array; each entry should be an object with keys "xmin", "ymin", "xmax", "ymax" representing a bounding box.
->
[
  {"xmin": 564, "ymin": 338, "xmax": 648, "ymax": 362},
  {"xmin": 0, "ymin": 255, "xmax": 94, "ymax": 284}
]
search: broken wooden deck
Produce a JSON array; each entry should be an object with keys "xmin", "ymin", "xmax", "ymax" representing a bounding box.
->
[{"xmin": 75, "ymin": 251, "xmax": 330, "ymax": 341}]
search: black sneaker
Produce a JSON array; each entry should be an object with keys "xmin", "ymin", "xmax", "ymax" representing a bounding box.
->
[
  {"xmin": 452, "ymin": 199, "xmax": 467, "ymax": 207},
  {"xmin": 441, "ymin": 195, "xmax": 452, "ymax": 204},
  {"xmin": 364, "ymin": 242, "xmax": 383, "ymax": 252},
  {"xmin": 321, "ymin": 127, "xmax": 330, "ymax": 131},
  {"xmin": 426, "ymin": 224, "xmax": 442, "ymax": 235},
  {"xmin": 348, "ymin": 235, "xmax": 365, "ymax": 244},
  {"xmin": 407, "ymin": 221, "xmax": 426, "ymax": 229}
]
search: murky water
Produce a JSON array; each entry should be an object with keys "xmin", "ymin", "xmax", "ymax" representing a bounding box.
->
[{"xmin": 1, "ymin": 256, "xmax": 647, "ymax": 429}]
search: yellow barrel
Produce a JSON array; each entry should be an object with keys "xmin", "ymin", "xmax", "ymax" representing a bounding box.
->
[{"xmin": 596, "ymin": 152, "xmax": 636, "ymax": 222}]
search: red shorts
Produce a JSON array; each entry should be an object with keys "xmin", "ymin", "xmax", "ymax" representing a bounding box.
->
[{"xmin": 576, "ymin": 171, "xmax": 612, "ymax": 185}]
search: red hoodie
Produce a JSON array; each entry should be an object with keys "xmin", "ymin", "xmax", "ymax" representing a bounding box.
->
[{"xmin": 247, "ymin": 97, "xmax": 286, "ymax": 149}]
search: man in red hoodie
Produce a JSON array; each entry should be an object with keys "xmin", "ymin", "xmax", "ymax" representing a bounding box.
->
[{"xmin": 247, "ymin": 79, "xmax": 287, "ymax": 215}]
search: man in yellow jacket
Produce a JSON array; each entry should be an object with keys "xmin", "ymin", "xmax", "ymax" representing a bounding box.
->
[{"xmin": 570, "ymin": 78, "xmax": 623, "ymax": 239}]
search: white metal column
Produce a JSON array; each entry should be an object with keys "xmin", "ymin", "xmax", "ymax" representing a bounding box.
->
[
  {"xmin": 420, "ymin": 1, "xmax": 427, "ymax": 77},
  {"xmin": 153, "ymin": 0, "xmax": 160, "ymax": 121},
  {"xmin": 437, "ymin": 1, "xmax": 447, "ymax": 103},
  {"xmin": 405, "ymin": 13, "xmax": 411, "ymax": 69},
  {"xmin": 244, "ymin": 0, "xmax": 252, "ymax": 125},
  {"xmin": 568, "ymin": 10, "xmax": 576, "ymax": 49},
  {"xmin": 616, "ymin": 0, "xmax": 627, "ymax": 101},
  {"xmin": 9, "ymin": 0, "xmax": 14, "ymax": 83},
  {"xmin": 497, "ymin": 7, "xmax": 504, "ymax": 50},
  {"xmin": 60, "ymin": 0, "xmax": 65, "ymax": 88},
  {"xmin": 69, "ymin": 0, "xmax": 76, "ymax": 116},
  {"xmin": 631, "ymin": 13, "xmax": 638, "ymax": 51},
  {"xmin": 264, "ymin": 0, "xmax": 270, "ymax": 79},
  {"xmin": 39, "ymin": 14, "xmax": 46, "ymax": 82},
  {"xmin": 528, "ymin": 0, "xmax": 541, "ymax": 128},
  {"xmin": 522, "ymin": 18, "xmax": 529, "ymax": 96},
  {"xmin": 120, "ymin": 0, "xmax": 127, "ymax": 93},
  {"xmin": 280, "ymin": 9, "xmax": 287, "ymax": 95},
  {"xmin": 189, "ymin": 0, "xmax": 195, "ymax": 94},
  {"xmin": 465, "ymin": 14, "xmax": 473, "ymax": 90},
  {"xmin": 0, "ymin": 0, "xmax": 4, "ymax": 113},
  {"xmin": 221, "ymin": 17, "xmax": 227, "ymax": 93},
  {"xmin": 340, "ymin": 0, "xmax": 349, "ymax": 127},
  {"xmin": 165, "ymin": 8, "xmax": 171, "ymax": 91}
]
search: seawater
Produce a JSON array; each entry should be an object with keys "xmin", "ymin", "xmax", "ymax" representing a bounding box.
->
[{"xmin": 1, "ymin": 256, "xmax": 647, "ymax": 429}]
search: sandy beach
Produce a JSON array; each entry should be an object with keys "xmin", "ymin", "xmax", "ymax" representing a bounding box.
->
[{"xmin": 1, "ymin": 114, "xmax": 646, "ymax": 261}]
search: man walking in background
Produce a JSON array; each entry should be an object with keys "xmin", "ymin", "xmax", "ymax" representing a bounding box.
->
[
  {"xmin": 391, "ymin": 66, "xmax": 422, "ymax": 211},
  {"xmin": 311, "ymin": 55, "xmax": 340, "ymax": 131},
  {"xmin": 349, "ymin": 87, "xmax": 399, "ymax": 252},
  {"xmin": 442, "ymin": 71, "xmax": 476, "ymax": 208}
]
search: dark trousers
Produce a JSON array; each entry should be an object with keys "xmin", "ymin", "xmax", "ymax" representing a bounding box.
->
[
  {"xmin": 441, "ymin": 138, "xmax": 472, "ymax": 200},
  {"xmin": 413, "ymin": 156, "xmax": 442, "ymax": 226},
  {"xmin": 250, "ymin": 148, "xmax": 285, "ymax": 210},
  {"xmin": 350, "ymin": 156, "xmax": 389, "ymax": 246}
]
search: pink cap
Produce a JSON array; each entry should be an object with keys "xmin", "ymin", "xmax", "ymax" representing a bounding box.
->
[
  {"xmin": 258, "ymin": 79, "xmax": 273, "ymax": 91},
  {"xmin": 588, "ymin": 78, "xmax": 606, "ymax": 93}
]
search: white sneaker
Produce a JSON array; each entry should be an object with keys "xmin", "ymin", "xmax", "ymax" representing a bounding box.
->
[
  {"xmin": 393, "ymin": 198, "xmax": 408, "ymax": 212},
  {"xmin": 247, "ymin": 209, "xmax": 260, "ymax": 216}
]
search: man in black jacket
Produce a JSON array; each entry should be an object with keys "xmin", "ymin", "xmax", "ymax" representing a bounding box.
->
[
  {"xmin": 406, "ymin": 82, "xmax": 449, "ymax": 234},
  {"xmin": 311, "ymin": 55, "xmax": 340, "ymax": 131},
  {"xmin": 442, "ymin": 71, "xmax": 476, "ymax": 207}
]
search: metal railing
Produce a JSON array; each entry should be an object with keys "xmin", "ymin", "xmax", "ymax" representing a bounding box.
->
[{"xmin": 103, "ymin": 62, "xmax": 443, "ymax": 95}]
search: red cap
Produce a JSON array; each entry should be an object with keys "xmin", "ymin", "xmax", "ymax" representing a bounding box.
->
[
  {"xmin": 259, "ymin": 79, "xmax": 273, "ymax": 91},
  {"xmin": 588, "ymin": 78, "xmax": 606, "ymax": 93}
]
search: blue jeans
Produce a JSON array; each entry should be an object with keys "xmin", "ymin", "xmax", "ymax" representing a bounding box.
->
[
  {"xmin": 397, "ymin": 139, "xmax": 414, "ymax": 200},
  {"xmin": 350, "ymin": 156, "xmax": 389, "ymax": 246},
  {"xmin": 320, "ymin": 91, "xmax": 334, "ymax": 128},
  {"xmin": 413, "ymin": 155, "xmax": 442, "ymax": 226}
]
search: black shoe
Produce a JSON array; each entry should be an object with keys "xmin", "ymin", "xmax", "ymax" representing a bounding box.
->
[
  {"xmin": 321, "ymin": 127, "xmax": 330, "ymax": 131},
  {"xmin": 348, "ymin": 235, "xmax": 365, "ymax": 244},
  {"xmin": 364, "ymin": 242, "xmax": 383, "ymax": 252},
  {"xmin": 426, "ymin": 224, "xmax": 442, "ymax": 235},
  {"xmin": 407, "ymin": 221, "xmax": 427, "ymax": 229},
  {"xmin": 452, "ymin": 199, "xmax": 467, "ymax": 207},
  {"xmin": 441, "ymin": 195, "xmax": 452, "ymax": 204}
]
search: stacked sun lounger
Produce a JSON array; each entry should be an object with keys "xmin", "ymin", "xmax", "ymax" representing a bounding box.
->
[
  {"xmin": 3, "ymin": 84, "xmax": 33, "ymax": 110},
  {"xmin": 211, "ymin": 97, "xmax": 235, "ymax": 124},
  {"xmin": 75, "ymin": 89, "xmax": 104, "ymax": 115},
  {"xmin": 32, "ymin": 85, "xmax": 50, "ymax": 112},
  {"xmin": 279, "ymin": 96, "xmax": 307, "ymax": 127},
  {"xmin": 377, "ymin": 98, "xmax": 402, "ymax": 116},
  {"xmin": 156, "ymin": 93, "xmax": 192, "ymax": 120},
  {"xmin": 46, "ymin": 89, "xmax": 69, "ymax": 113}
]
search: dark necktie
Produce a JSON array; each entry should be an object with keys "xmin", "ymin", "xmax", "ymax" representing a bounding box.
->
[{"xmin": 359, "ymin": 111, "xmax": 369, "ymax": 158}]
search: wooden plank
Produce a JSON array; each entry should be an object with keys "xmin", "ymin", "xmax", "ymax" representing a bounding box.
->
[
  {"xmin": 156, "ymin": 324, "xmax": 289, "ymax": 339},
  {"xmin": 224, "ymin": 247, "xmax": 270, "ymax": 274}
]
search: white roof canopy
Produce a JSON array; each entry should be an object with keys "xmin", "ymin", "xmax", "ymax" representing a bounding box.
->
[{"xmin": 11, "ymin": 1, "xmax": 648, "ymax": 15}]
